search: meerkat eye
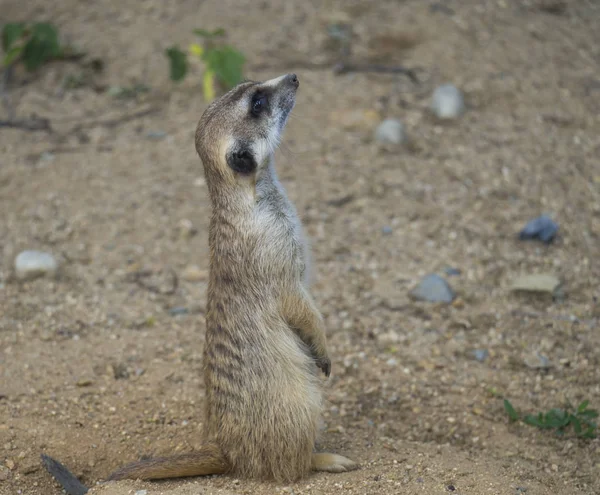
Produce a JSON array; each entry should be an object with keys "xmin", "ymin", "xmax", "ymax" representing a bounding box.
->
[{"xmin": 251, "ymin": 93, "xmax": 267, "ymax": 116}]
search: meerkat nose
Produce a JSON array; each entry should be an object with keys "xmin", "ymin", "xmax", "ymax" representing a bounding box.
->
[{"xmin": 285, "ymin": 73, "xmax": 299, "ymax": 88}]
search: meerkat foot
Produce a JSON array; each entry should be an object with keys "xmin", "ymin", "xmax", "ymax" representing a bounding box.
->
[{"xmin": 311, "ymin": 453, "xmax": 358, "ymax": 473}]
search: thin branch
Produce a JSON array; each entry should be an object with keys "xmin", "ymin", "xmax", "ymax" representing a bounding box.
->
[{"xmin": 0, "ymin": 117, "xmax": 51, "ymax": 131}]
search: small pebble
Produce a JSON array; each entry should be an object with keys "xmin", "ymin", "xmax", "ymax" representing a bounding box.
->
[
  {"xmin": 14, "ymin": 250, "xmax": 58, "ymax": 281},
  {"xmin": 518, "ymin": 215, "xmax": 558, "ymax": 244},
  {"xmin": 524, "ymin": 351, "xmax": 552, "ymax": 370},
  {"xmin": 431, "ymin": 84, "xmax": 465, "ymax": 119},
  {"xmin": 146, "ymin": 130, "xmax": 167, "ymax": 140},
  {"xmin": 111, "ymin": 363, "xmax": 129, "ymax": 380},
  {"xmin": 169, "ymin": 307, "xmax": 189, "ymax": 316},
  {"xmin": 182, "ymin": 265, "xmax": 207, "ymax": 282},
  {"xmin": 473, "ymin": 349, "xmax": 489, "ymax": 362},
  {"xmin": 135, "ymin": 490, "xmax": 148, "ymax": 495},
  {"xmin": 381, "ymin": 226, "xmax": 393, "ymax": 235},
  {"xmin": 410, "ymin": 274, "xmax": 455, "ymax": 303},
  {"xmin": 511, "ymin": 274, "xmax": 561, "ymax": 294},
  {"xmin": 374, "ymin": 118, "xmax": 406, "ymax": 145}
]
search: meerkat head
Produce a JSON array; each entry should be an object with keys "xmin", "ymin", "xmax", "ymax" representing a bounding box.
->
[{"xmin": 195, "ymin": 73, "xmax": 299, "ymax": 183}]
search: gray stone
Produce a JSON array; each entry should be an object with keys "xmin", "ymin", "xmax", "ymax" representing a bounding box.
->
[
  {"xmin": 473, "ymin": 349, "xmax": 489, "ymax": 362},
  {"xmin": 374, "ymin": 118, "xmax": 406, "ymax": 145},
  {"xmin": 518, "ymin": 215, "xmax": 558, "ymax": 244},
  {"xmin": 431, "ymin": 84, "xmax": 465, "ymax": 119},
  {"xmin": 410, "ymin": 274, "xmax": 455, "ymax": 303},
  {"xmin": 14, "ymin": 250, "xmax": 58, "ymax": 281}
]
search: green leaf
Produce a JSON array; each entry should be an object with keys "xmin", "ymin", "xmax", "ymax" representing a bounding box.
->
[
  {"xmin": 578, "ymin": 409, "xmax": 599, "ymax": 420},
  {"xmin": 523, "ymin": 414, "xmax": 541, "ymax": 427},
  {"xmin": 577, "ymin": 400, "xmax": 590, "ymax": 413},
  {"xmin": 2, "ymin": 22, "xmax": 25, "ymax": 52},
  {"xmin": 165, "ymin": 46, "xmax": 188, "ymax": 82},
  {"xmin": 202, "ymin": 45, "xmax": 244, "ymax": 89},
  {"xmin": 193, "ymin": 28, "xmax": 226, "ymax": 38},
  {"xmin": 2, "ymin": 44, "xmax": 23, "ymax": 66},
  {"xmin": 21, "ymin": 22, "xmax": 61, "ymax": 71},
  {"xmin": 571, "ymin": 415, "xmax": 582, "ymax": 435},
  {"xmin": 545, "ymin": 409, "xmax": 570, "ymax": 428},
  {"xmin": 31, "ymin": 23, "xmax": 61, "ymax": 56},
  {"xmin": 504, "ymin": 400, "xmax": 519, "ymax": 422}
]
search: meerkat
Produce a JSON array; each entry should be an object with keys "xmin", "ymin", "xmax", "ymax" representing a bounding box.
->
[{"xmin": 41, "ymin": 73, "xmax": 357, "ymax": 492}]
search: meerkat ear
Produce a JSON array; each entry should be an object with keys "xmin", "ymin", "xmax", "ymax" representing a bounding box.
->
[{"xmin": 227, "ymin": 148, "xmax": 257, "ymax": 175}]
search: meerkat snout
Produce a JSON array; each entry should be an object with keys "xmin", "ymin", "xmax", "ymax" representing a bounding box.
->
[{"xmin": 285, "ymin": 73, "xmax": 299, "ymax": 88}]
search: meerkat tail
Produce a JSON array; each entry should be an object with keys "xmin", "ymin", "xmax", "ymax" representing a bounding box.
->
[
  {"xmin": 41, "ymin": 454, "xmax": 89, "ymax": 495},
  {"xmin": 311, "ymin": 453, "xmax": 359, "ymax": 473},
  {"xmin": 107, "ymin": 444, "xmax": 229, "ymax": 481}
]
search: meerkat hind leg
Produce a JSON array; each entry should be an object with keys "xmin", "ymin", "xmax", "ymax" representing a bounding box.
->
[{"xmin": 311, "ymin": 453, "xmax": 358, "ymax": 473}]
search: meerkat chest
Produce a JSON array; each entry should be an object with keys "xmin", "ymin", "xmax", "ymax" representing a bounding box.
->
[{"xmin": 255, "ymin": 197, "xmax": 306, "ymax": 277}]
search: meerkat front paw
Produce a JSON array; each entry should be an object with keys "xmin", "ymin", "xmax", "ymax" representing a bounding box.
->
[
  {"xmin": 311, "ymin": 341, "xmax": 331, "ymax": 377},
  {"xmin": 315, "ymin": 355, "xmax": 331, "ymax": 377}
]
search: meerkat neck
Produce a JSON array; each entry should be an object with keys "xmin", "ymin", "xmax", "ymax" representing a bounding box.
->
[
  {"xmin": 205, "ymin": 164, "xmax": 255, "ymax": 214},
  {"xmin": 255, "ymin": 155, "xmax": 283, "ymax": 199}
]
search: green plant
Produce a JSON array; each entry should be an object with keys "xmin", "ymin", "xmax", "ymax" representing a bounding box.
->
[
  {"xmin": 165, "ymin": 28, "xmax": 245, "ymax": 101},
  {"xmin": 504, "ymin": 399, "xmax": 598, "ymax": 439},
  {"xmin": 2, "ymin": 22, "xmax": 64, "ymax": 70}
]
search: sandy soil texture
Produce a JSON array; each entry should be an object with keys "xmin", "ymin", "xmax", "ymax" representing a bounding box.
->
[{"xmin": 1, "ymin": 1, "xmax": 600, "ymax": 494}]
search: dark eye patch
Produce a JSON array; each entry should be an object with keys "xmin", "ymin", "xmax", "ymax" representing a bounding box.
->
[
  {"xmin": 251, "ymin": 91, "xmax": 267, "ymax": 116},
  {"xmin": 249, "ymin": 87, "xmax": 274, "ymax": 117}
]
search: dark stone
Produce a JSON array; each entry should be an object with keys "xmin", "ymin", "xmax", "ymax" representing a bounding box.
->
[{"xmin": 518, "ymin": 215, "xmax": 558, "ymax": 244}]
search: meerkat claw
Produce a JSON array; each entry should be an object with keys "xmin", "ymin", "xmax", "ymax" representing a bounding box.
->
[{"xmin": 317, "ymin": 356, "xmax": 331, "ymax": 377}]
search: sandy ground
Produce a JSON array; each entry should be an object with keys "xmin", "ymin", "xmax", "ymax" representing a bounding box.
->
[{"xmin": 1, "ymin": 0, "xmax": 600, "ymax": 494}]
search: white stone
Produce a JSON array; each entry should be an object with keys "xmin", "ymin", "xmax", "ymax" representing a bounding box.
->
[
  {"xmin": 431, "ymin": 84, "xmax": 465, "ymax": 119},
  {"xmin": 374, "ymin": 118, "xmax": 406, "ymax": 145},
  {"xmin": 14, "ymin": 250, "xmax": 58, "ymax": 280}
]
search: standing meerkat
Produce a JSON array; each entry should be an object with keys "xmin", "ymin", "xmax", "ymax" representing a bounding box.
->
[{"xmin": 41, "ymin": 73, "xmax": 357, "ymax": 491}]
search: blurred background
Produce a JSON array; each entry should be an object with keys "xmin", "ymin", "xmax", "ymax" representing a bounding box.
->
[{"xmin": 1, "ymin": 1, "xmax": 599, "ymax": 494}]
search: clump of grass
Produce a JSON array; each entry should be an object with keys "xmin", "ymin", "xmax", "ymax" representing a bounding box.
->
[{"xmin": 504, "ymin": 399, "xmax": 598, "ymax": 439}]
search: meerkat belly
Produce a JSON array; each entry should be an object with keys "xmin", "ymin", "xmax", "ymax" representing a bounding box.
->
[{"xmin": 208, "ymin": 322, "xmax": 322, "ymax": 481}]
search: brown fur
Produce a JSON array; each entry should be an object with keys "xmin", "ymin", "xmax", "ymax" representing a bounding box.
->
[{"xmin": 107, "ymin": 74, "xmax": 357, "ymax": 483}]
